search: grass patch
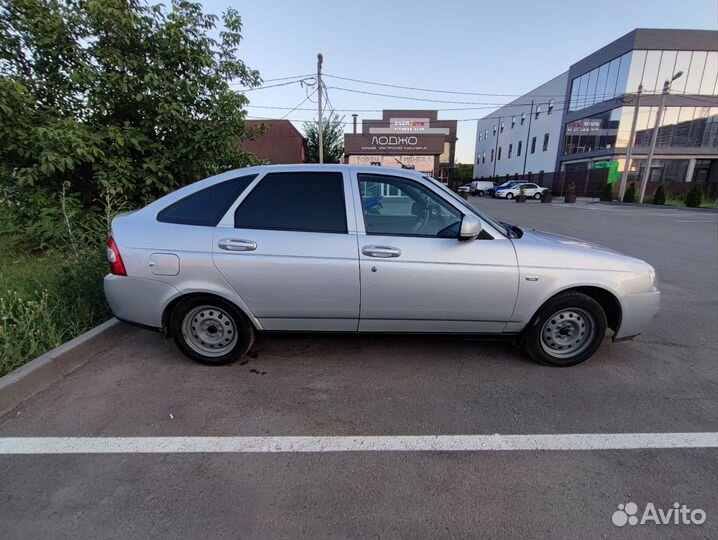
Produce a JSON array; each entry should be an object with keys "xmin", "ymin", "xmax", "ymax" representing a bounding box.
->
[{"xmin": 0, "ymin": 246, "xmax": 110, "ymax": 376}]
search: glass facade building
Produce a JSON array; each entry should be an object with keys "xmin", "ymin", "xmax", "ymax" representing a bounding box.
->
[
  {"xmin": 569, "ymin": 50, "xmax": 718, "ymax": 111},
  {"xmin": 563, "ymin": 106, "xmax": 718, "ymax": 154}
]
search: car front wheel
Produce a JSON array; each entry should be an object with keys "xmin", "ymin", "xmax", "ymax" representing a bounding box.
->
[
  {"xmin": 478, "ymin": 190, "xmax": 485, "ymax": 196},
  {"xmin": 170, "ymin": 296, "xmax": 255, "ymax": 365},
  {"xmin": 523, "ymin": 291, "xmax": 607, "ymax": 366}
]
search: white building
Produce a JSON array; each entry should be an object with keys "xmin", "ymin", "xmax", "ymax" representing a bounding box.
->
[{"xmin": 473, "ymin": 72, "xmax": 568, "ymax": 187}]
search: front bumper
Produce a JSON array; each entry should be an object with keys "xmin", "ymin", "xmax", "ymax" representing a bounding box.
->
[
  {"xmin": 104, "ymin": 275, "xmax": 180, "ymax": 329},
  {"xmin": 613, "ymin": 290, "xmax": 661, "ymax": 340}
]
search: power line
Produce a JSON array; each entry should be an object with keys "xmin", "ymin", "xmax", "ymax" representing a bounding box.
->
[
  {"xmin": 324, "ymin": 73, "xmax": 572, "ymax": 98},
  {"xmin": 233, "ymin": 77, "xmax": 316, "ymax": 92},
  {"xmin": 280, "ymin": 87, "xmax": 318, "ymax": 120}
]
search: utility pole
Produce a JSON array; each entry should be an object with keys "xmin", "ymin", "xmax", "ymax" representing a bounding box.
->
[
  {"xmin": 317, "ymin": 53, "xmax": 324, "ymax": 164},
  {"xmin": 638, "ymin": 71, "xmax": 682, "ymax": 204},
  {"xmin": 618, "ymin": 84, "xmax": 642, "ymax": 201},
  {"xmin": 522, "ymin": 100, "xmax": 534, "ymax": 177}
]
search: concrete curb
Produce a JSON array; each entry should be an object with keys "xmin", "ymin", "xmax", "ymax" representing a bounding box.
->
[
  {"xmin": 0, "ymin": 318, "xmax": 127, "ymax": 418},
  {"xmin": 596, "ymin": 201, "xmax": 718, "ymax": 213}
]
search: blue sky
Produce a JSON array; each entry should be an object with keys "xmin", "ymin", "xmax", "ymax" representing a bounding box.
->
[{"xmin": 204, "ymin": 0, "xmax": 717, "ymax": 163}]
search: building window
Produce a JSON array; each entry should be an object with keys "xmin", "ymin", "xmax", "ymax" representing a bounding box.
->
[
  {"xmin": 497, "ymin": 147, "xmax": 502, "ymax": 160},
  {"xmin": 511, "ymin": 117, "xmax": 516, "ymax": 129},
  {"xmin": 493, "ymin": 125, "xmax": 497, "ymax": 136},
  {"xmin": 521, "ymin": 112, "xmax": 526, "ymax": 125},
  {"xmin": 517, "ymin": 140, "xmax": 522, "ymax": 157},
  {"xmin": 548, "ymin": 99, "xmax": 555, "ymax": 114},
  {"xmin": 477, "ymin": 154, "xmax": 481, "ymax": 164},
  {"xmin": 508, "ymin": 144, "xmax": 513, "ymax": 158},
  {"xmin": 535, "ymin": 105, "xmax": 542, "ymax": 119},
  {"xmin": 485, "ymin": 129, "xmax": 488, "ymax": 139},
  {"xmin": 531, "ymin": 136, "xmax": 536, "ymax": 154},
  {"xmin": 500, "ymin": 121, "xmax": 505, "ymax": 133},
  {"xmin": 543, "ymin": 133, "xmax": 550, "ymax": 151},
  {"xmin": 479, "ymin": 132, "xmax": 482, "ymax": 141},
  {"xmin": 490, "ymin": 149, "xmax": 494, "ymax": 162}
]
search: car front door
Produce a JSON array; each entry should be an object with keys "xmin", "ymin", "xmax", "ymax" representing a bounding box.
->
[
  {"xmin": 212, "ymin": 170, "xmax": 360, "ymax": 331},
  {"xmin": 353, "ymin": 172, "xmax": 519, "ymax": 333}
]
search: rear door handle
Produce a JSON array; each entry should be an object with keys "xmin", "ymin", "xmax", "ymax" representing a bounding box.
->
[
  {"xmin": 218, "ymin": 238, "xmax": 257, "ymax": 252},
  {"xmin": 362, "ymin": 245, "xmax": 401, "ymax": 258}
]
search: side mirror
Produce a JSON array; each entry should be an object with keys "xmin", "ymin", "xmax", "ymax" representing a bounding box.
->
[{"xmin": 459, "ymin": 214, "xmax": 482, "ymax": 241}]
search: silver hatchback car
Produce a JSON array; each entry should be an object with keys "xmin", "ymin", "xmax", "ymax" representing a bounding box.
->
[{"xmin": 104, "ymin": 164, "xmax": 660, "ymax": 367}]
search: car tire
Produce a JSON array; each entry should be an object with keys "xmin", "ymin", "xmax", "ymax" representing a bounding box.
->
[
  {"xmin": 506, "ymin": 192, "xmax": 514, "ymax": 200},
  {"xmin": 533, "ymin": 192, "xmax": 542, "ymax": 200},
  {"xmin": 478, "ymin": 190, "xmax": 484, "ymax": 197},
  {"xmin": 522, "ymin": 291, "xmax": 607, "ymax": 367},
  {"xmin": 170, "ymin": 295, "xmax": 255, "ymax": 365}
]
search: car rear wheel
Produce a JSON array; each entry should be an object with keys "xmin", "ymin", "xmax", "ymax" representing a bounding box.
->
[
  {"xmin": 533, "ymin": 192, "xmax": 542, "ymax": 200},
  {"xmin": 523, "ymin": 291, "xmax": 607, "ymax": 366},
  {"xmin": 170, "ymin": 296, "xmax": 255, "ymax": 365},
  {"xmin": 506, "ymin": 192, "xmax": 514, "ymax": 199}
]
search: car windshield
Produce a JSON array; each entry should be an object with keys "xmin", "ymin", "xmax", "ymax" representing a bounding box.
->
[{"xmin": 423, "ymin": 176, "xmax": 509, "ymax": 237}]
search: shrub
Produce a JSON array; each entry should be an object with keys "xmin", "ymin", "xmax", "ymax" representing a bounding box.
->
[
  {"xmin": 685, "ymin": 183, "xmax": 704, "ymax": 208},
  {"xmin": 623, "ymin": 182, "xmax": 637, "ymax": 203},
  {"xmin": 652, "ymin": 184, "xmax": 666, "ymax": 205},
  {"xmin": 599, "ymin": 183, "xmax": 613, "ymax": 202}
]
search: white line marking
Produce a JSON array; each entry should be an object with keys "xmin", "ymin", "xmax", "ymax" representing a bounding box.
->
[
  {"xmin": 0, "ymin": 433, "xmax": 716, "ymax": 454},
  {"xmin": 675, "ymin": 220, "xmax": 717, "ymax": 223}
]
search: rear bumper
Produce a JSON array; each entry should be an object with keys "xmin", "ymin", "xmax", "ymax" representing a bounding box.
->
[
  {"xmin": 614, "ymin": 290, "xmax": 661, "ymax": 340},
  {"xmin": 104, "ymin": 275, "xmax": 179, "ymax": 329}
]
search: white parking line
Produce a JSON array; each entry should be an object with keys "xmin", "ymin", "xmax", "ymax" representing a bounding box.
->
[
  {"xmin": 0, "ymin": 433, "xmax": 716, "ymax": 454},
  {"xmin": 675, "ymin": 220, "xmax": 717, "ymax": 223}
]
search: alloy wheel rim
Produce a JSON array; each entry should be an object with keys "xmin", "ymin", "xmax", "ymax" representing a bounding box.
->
[
  {"xmin": 182, "ymin": 305, "xmax": 238, "ymax": 357},
  {"xmin": 540, "ymin": 307, "xmax": 596, "ymax": 359}
]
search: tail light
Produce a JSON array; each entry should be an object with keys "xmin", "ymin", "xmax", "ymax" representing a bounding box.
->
[{"xmin": 107, "ymin": 235, "xmax": 127, "ymax": 276}]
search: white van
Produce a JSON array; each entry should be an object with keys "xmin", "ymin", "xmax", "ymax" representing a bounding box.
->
[{"xmin": 470, "ymin": 180, "xmax": 495, "ymax": 196}]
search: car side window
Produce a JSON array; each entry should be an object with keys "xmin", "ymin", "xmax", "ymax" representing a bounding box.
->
[
  {"xmin": 157, "ymin": 174, "xmax": 257, "ymax": 226},
  {"xmin": 235, "ymin": 172, "xmax": 347, "ymax": 233},
  {"xmin": 358, "ymin": 174, "xmax": 462, "ymax": 238}
]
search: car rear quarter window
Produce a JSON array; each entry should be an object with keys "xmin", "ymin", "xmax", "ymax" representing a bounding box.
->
[
  {"xmin": 157, "ymin": 175, "xmax": 257, "ymax": 226},
  {"xmin": 234, "ymin": 172, "xmax": 347, "ymax": 233}
]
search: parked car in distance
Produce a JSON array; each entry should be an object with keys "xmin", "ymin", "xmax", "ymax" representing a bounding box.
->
[
  {"xmin": 496, "ymin": 182, "xmax": 545, "ymax": 200},
  {"xmin": 458, "ymin": 183, "xmax": 472, "ymax": 193},
  {"xmin": 488, "ymin": 180, "xmax": 520, "ymax": 197},
  {"xmin": 470, "ymin": 180, "xmax": 495, "ymax": 196},
  {"xmin": 105, "ymin": 164, "xmax": 660, "ymax": 367}
]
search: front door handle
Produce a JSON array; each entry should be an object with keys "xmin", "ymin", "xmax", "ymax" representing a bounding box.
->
[
  {"xmin": 218, "ymin": 238, "xmax": 257, "ymax": 252},
  {"xmin": 362, "ymin": 245, "xmax": 401, "ymax": 258}
]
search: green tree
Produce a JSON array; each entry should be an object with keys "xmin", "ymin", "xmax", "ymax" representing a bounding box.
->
[
  {"xmin": 0, "ymin": 0, "xmax": 262, "ymax": 215},
  {"xmin": 303, "ymin": 113, "xmax": 345, "ymax": 163},
  {"xmin": 599, "ymin": 182, "xmax": 613, "ymax": 202},
  {"xmin": 685, "ymin": 182, "xmax": 704, "ymax": 208},
  {"xmin": 623, "ymin": 182, "xmax": 637, "ymax": 203},
  {"xmin": 652, "ymin": 183, "xmax": 666, "ymax": 205},
  {"xmin": 457, "ymin": 164, "xmax": 473, "ymax": 181}
]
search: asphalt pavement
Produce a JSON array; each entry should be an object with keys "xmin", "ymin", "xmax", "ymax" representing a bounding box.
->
[{"xmin": 0, "ymin": 198, "xmax": 716, "ymax": 539}]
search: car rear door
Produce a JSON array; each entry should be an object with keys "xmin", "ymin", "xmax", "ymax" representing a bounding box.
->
[
  {"xmin": 212, "ymin": 169, "xmax": 360, "ymax": 331},
  {"xmin": 351, "ymin": 171, "xmax": 519, "ymax": 333}
]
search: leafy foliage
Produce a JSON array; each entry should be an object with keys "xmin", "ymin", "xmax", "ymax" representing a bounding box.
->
[
  {"xmin": 599, "ymin": 182, "xmax": 613, "ymax": 202},
  {"xmin": 652, "ymin": 183, "xmax": 666, "ymax": 205},
  {"xmin": 685, "ymin": 182, "xmax": 704, "ymax": 208},
  {"xmin": 303, "ymin": 113, "xmax": 345, "ymax": 163},
  {"xmin": 1, "ymin": 0, "xmax": 262, "ymax": 217},
  {"xmin": 623, "ymin": 182, "xmax": 637, "ymax": 203},
  {"xmin": 0, "ymin": 0, "xmax": 262, "ymax": 372}
]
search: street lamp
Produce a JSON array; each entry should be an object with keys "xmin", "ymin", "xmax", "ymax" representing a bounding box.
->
[{"xmin": 638, "ymin": 71, "xmax": 683, "ymax": 204}]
